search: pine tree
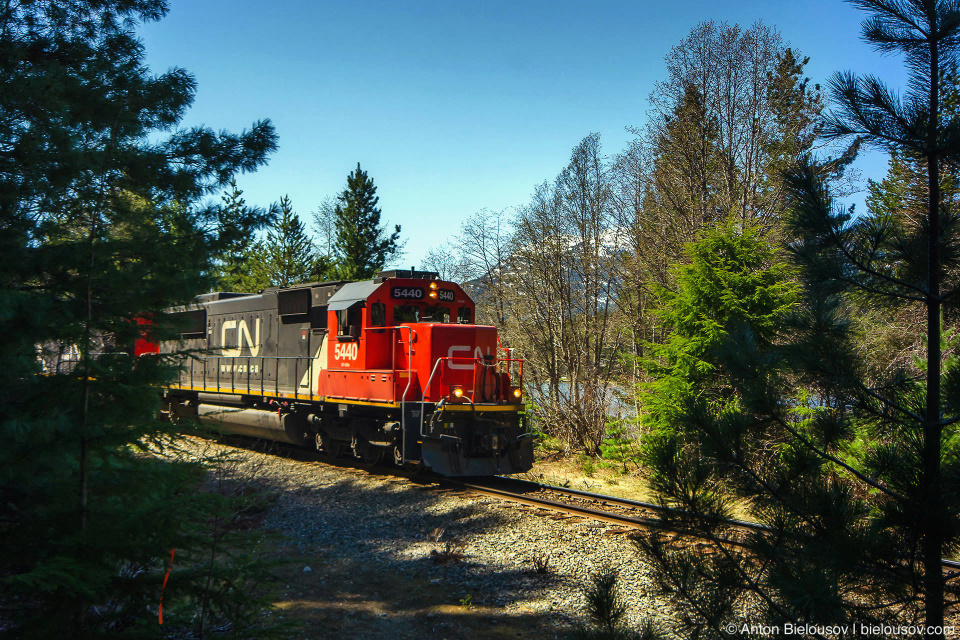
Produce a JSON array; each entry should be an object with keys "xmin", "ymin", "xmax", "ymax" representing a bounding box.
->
[
  {"xmin": 858, "ymin": 150, "xmax": 960, "ymax": 376},
  {"xmin": 242, "ymin": 195, "xmax": 327, "ymax": 290},
  {"xmin": 635, "ymin": 2, "xmax": 960, "ymax": 636},
  {"xmin": 332, "ymin": 163, "xmax": 401, "ymax": 280},
  {"xmin": 213, "ymin": 179, "xmax": 277, "ymax": 291},
  {"xmin": 816, "ymin": 0, "xmax": 960, "ymax": 630},
  {"xmin": 0, "ymin": 1, "xmax": 279, "ymax": 636}
]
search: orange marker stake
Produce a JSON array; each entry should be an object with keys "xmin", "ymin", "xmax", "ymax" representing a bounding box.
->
[{"xmin": 159, "ymin": 549, "xmax": 175, "ymax": 625}]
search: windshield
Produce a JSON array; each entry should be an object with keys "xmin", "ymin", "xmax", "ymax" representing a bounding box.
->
[
  {"xmin": 393, "ymin": 304, "xmax": 457, "ymax": 323},
  {"xmin": 393, "ymin": 304, "xmax": 420, "ymax": 323},
  {"xmin": 422, "ymin": 306, "xmax": 451, "ymax": 323}
]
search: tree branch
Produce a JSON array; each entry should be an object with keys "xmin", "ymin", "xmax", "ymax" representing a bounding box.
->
[{"xmin": 772, "ymin": 414, "xmax": 905, "ymax": 501}]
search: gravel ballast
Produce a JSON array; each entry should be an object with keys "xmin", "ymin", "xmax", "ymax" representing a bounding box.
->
[{"xmin": 175, "ymin": 436, "xmax": 675, "ymax": 639}]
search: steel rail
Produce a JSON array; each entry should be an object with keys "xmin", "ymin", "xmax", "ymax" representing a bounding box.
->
[
  {"xmin": 452, "ymin": 480, "xmax": 660, "ymax": 530},
  {"xmin": 494, "ymin": 476, "xmax": 769, "ymax": 531},
  {"xmin": 179, "ymin": 433, "xmax": 960, "ymax": 571},
  {"xmin": 453, "ymin": 476, "xmax": 960, "ymax": 572}
]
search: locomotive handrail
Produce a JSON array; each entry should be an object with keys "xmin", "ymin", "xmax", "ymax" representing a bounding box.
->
[
  {"xmin": 419, "ymin": 356, "xmax": 457, "ymax": 440},
  {"xmin": 419, "ymin": 353, "xmax": 526, "ymax": 438},
  {"xmin": 49, "ymin": 351, "xmax": 124, "ymax": 375},
  {"xmin": 176, "ymin": 355, "xmax": 319, "ymax": 400},
  {"xmin": 417, "ymin": 355, "xmax": 522, "ymax": 438},
  {"xmin": 394, "ymin": 325, "xmax": 416, "ymax": 465}
]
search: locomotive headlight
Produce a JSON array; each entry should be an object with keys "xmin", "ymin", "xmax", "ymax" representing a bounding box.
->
[
  {"xmin": 452, "ymin": 386, "xmax": 464, "ymax": 398},
  {"xmin": 512, "ymin": 387, "xmax": 522, "ymax": 399},
  {"xmin": 429, "ymin": 281, "xmax": 438, "ymax": 290},
  {"xmin": 428, "ymin": 290, "xmax": 438, "ymax": 299}
]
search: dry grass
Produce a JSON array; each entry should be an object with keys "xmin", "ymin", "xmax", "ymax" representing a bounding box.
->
[{"xmin": 519, "ymin": 457, "xmax": 659, "ymax": 504}]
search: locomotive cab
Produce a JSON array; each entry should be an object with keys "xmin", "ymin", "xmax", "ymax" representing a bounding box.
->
[{"xmin": 318, "ymin": 271, "xmax": 532, "ymax": 475}]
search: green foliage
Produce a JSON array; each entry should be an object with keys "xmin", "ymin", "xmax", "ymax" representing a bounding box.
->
[
  {"xmin": 331, "ymin": 163, "xmax": 402, "ymax": 280},
  {"xmin": 241, "ymin": 195, "xmax": 331, "ymax": 291},
  {"xmin": 568, "ymin": 568, "xmax": 665, "ymax": 640},
  {"xmin": 642, "ymin": 217, "xmax": 799, "ymax": 434},
  {"xmin": 764, "ymin": 47, "xmax": 824, "ymax": 187},
  {"xmin": 631, "ymin": 22, "xmax": 824, "ymax": 292},
  {"xmin": 635, "ymin": 1, "xmax": 960, "ymax": 633},
  {"xmin": 525, "ymin": 398, "xmax": 567, "ymax": 458},
  {"xmin": 213, "ymin": 180, "xmax": 277, "ymax": 292},
  {"xmin": 585, "ymin": 568, "xmax": 627, "ymax": 634},
  {"xmin": 0, "ymin": 1, "xmax": 282, "ymax": 636},
  {"xmin": 579, "ymin": 454, "xmax": 598, "ymax": 477},
  {"xmin": 156, "ymin": 446, "xmax": 293, "ymax": 639},
  {"xmin": 598, "ymin": 419, "xmax": 640, "ymax": 474}
]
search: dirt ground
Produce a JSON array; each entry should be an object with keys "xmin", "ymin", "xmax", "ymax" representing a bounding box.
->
[
  {"xmin": 271, "ymin": 550, "xmax": 569, "ymax": 640},
  {"xmin": 518, "ymin": 456, "xmax": 655, "ymax": 503}
]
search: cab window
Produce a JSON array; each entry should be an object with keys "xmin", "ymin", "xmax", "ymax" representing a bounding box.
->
[
  {"xmin": 369, "ymin": 301, "xmax": 386, "ymax": 334},
  {"xmin": 337, "ymin": 303, "xmax": 362, "ymax": 340},
  {"xmin": 370, "ymin": 302, "xmax": 386, "ymax": 327},
  {"xmin": 457, "ymin": 306, "xmax": 472, "ymax": 324},
  {"xmin": 393, "ymin": 304, "xmax": 420, "ymax": 324},
  {"xmin": 423, "ymin": 306, "xmax": 451, "ymax": 323}
]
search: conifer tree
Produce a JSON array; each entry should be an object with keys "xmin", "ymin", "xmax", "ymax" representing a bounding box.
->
[
  {"xmin": 0, "ymin": 1, "xmax": 279, "ymax": 636},
  {"xmin": 241, "ymin": 195, "xmax": 328, "ymax": 290},
  {"xmin": 213, "ymin": 179, "xmax": 277, "ymax": 291},
  {"xmin": 641, "ymin": 219, "xmax": 799, "ymax": 434},
  {"xmin": 815, "ymin": 0, "xmax": 960, "ymax": 630},
  {"xmin": 636, "ymin": 2, "xmax": 960, "ymax": 636},
  {"xmin": 332, "ymin": 163, "xmax": 401, "ymax": 280}
]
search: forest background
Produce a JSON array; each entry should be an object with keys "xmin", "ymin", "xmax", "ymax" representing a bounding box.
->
[{"xmin": 4, "ymin": 0, "xmax": 960, "ymax": 638}]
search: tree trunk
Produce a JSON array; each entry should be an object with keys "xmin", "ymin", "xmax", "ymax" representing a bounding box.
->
[{"xmin": 923, "ymin": 24, "xmax": 944, "ymax": 635}]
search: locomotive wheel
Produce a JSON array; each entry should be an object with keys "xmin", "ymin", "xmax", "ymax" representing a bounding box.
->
[
  {"xmin": 353, "ymin": 436, "xmax": 385, "ymax": 466},
  {"xmin": 362, "ymin": 446, "xmax": 385, "ymax": 466},
  {"xmin": 316, "ymin": 431, "xmax": 347, "ymax": 458},
  {"xmin": 393, "ymin": 445, "xmax": 423, "ymax": 471}
]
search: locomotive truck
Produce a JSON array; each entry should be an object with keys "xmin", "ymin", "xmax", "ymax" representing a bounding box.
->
[{"xmin": 153, "ymin": 270, "xmax": 534, "ymax": 476}]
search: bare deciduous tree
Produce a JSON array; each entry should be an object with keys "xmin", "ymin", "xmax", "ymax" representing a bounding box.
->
[{"xmin": 507, "ymin": 134, "xmax": 628, "ymax": 451}]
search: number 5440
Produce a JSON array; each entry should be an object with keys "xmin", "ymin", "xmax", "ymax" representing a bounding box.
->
[{"xmin": 335, "ymin": 343, "xmax": 358, "ymax": 360}]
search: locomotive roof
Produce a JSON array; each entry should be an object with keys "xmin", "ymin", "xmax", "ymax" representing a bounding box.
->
[
  {"xmin": 326, "ymin": 280, "xmax": 381, "ymax": 310},
  {"xmin": 196, "ymin": 291, "xmax": 255, "ymax": 303}
]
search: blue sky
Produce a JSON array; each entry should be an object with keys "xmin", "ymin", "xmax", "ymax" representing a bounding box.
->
[{"xmin": 139, "ymin": 0, "xmax": 908, "ymax": 267}]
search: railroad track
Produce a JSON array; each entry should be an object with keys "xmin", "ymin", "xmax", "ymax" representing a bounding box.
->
[
  {"xmin": 443, "ymin": 475, "xmax": 766, "ymax": 543},
  {"xmin": 448, "ymin": 476, "xmax": 960, "ymax": 573},
  {"xmin": 458, "ymin": 477, "xmax": 664, "ymax": 531},
  {"xmin": 193, "ymin": 433, "xmax": 960, "ymax": 571}
]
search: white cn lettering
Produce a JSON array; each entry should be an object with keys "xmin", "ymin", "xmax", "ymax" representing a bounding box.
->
[
  {"xmin": 447, "ymin": 345, "xmax": 473, "ymax": 370},
  {"xmin": 221, "ymin": 319, "xmax": 261, "ymax": 358}
]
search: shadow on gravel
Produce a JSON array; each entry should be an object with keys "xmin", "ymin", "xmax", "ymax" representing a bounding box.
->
[{"xmin": 249, "ymin": 457, "xmax": 575, "ymax": 640}]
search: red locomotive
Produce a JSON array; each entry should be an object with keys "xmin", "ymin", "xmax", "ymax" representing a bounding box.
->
[{"xmin": 155, "ymin": 270, "xmax": 534, "ymax": 476}]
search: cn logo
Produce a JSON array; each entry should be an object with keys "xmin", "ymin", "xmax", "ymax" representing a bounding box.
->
[
  {"xmin": 221, "ymin": 319, "xmax": 261, "ymax": 357},
  {"xmin": 447, "ymin": 345, "xmax": 490, "ymax": 370}
]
